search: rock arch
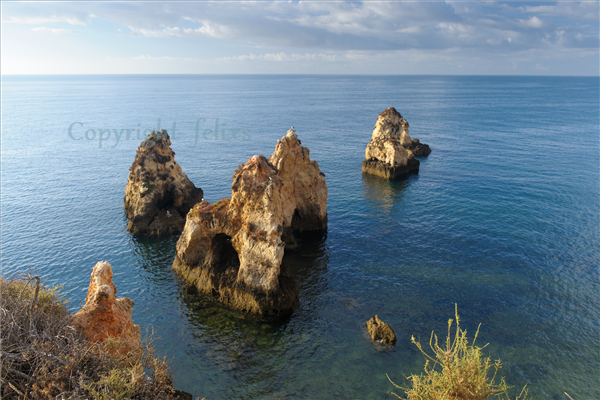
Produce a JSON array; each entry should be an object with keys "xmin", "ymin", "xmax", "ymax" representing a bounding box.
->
[{"xmin": 173, "ymin": 129, "xmax": 327, "ymax": 316}]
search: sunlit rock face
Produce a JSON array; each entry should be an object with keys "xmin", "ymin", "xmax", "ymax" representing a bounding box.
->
[
  {"xmin": 363, "ymin": 108, "xmax": 431, "ymax": 179},
  {"xmin": 124, "ymin": 130, "xmax": 203, "ymax": 234},
  {"xmin": 268, "ymin": 129, "xmax": 328, "ymax": 232},
  {"xmin": 73, "ymin": 261, "xmax": 141, "ymax": 354},
  {"xmin": 173, "ymin": 129, "xmax": 327, "ymax": 317}
]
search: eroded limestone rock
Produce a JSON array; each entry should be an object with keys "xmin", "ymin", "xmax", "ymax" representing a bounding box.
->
[
  {"xmin": 268, "ymin": 129, "xmax": 328, "ymax": 232},
  {"xmin": 173, "ymin": 128, "xmax": 327, "ymax": 316},
  {"xmin": 366, "ymin": 314, "xmax": 397, "ymax": 345},
  {"xmin": 125, "ymin": 130, "xmax": 203, "ymax": 234},
  {"xmin": 362, "ymin": 108, "xmax": 431, "ymax": 179},
  {"xmin": 73, "ymin": 261, "xmax": 141, "ymax": 353}
]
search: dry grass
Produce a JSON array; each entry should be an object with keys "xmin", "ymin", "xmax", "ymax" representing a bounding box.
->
[
  {"xmin": 388, "ymin": 306, "xmax": 529, "ymax": 400},
  {"xmin": 188, "ymin": 201, "xmax": 214, "ymax": 219},
  {"xmin": 1, "ymin": 274, "xmax": 199, "ymax": 399}
]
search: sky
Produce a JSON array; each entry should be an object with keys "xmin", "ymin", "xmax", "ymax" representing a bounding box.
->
[{"xmin": 1, "ymin": 1, "xmax": 598, "ymax": 75}]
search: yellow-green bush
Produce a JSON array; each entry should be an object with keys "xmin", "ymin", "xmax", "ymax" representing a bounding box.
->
[{"xmin": 388, "ymin": 306, "xmax": 529, "ymax": 400}]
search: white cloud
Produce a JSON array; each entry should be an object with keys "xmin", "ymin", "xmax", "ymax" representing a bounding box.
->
[
  {"xmin": 520, "ymin": 3, "xmax": 598, "ymax": 21},
  {"xmin": 218, "ymin": 52, "xmax": 340, "ymax": 62},
  {"xmin": 522, "ymin": 16, "xmax": 543, "ymax": 28},
  {"xmin": 132, "ymin": 55, "xmax": 196, "ymax": 61},
  {"xmin": 31, "ymin": 26, "xmax": 79, "ymax": 34},
  {"xmin": 128, "ymin": 23, "xmax": 230, "ymax": 38},
  {"xmin": 3, "ymin": 16, "xmax": 87, "ymax": 25}
]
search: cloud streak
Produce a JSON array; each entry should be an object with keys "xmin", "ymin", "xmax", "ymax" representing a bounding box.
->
[
  {"xmin": 31, "ymin": 26, "xmax": 79, "ymax": 34},
  {"xmin": 128, "ymin": 24, "xmax": 229, "ymax": 38},
  {"xmin": 218, "ymin": 52, "xmax": 342, "ymax": 62},
  {"xmin": 132, "ymin": 55, "xmax": 196, "ymax": 61}
]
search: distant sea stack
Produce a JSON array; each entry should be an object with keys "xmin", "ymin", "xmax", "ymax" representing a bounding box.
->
[
  {"xmin": 124, "ymin": 130, "xmax": 203, "ymax": 234},
  {"xmin": 362, "ymin": 108, "xmax": 431, "ymax": 179},
  {"xmin": 173, "ymin": 128, "xmax": 327, "ymax": 317}
]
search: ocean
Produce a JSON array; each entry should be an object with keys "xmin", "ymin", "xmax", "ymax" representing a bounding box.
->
[{"xmin": 1, "ymin": 75, "xmax": 598, "ymax": 399}]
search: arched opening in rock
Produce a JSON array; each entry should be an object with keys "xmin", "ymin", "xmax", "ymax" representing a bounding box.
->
[
  {"xmin": 210, "ymin": 233, "xmax": 240, "ymax": 276},
  {"xmin": 281, "ymin": 228, "xmax": 328, "ymax": 291},
  {"xmin": 281, "ymin": 226, "xmax": 298, "ymax": 249},
  {"xmin": 156, "ymin": 187, "xmax": 176, "ymax": 211},
  {"xmin": 291, "ymin": 208, "xmax": 303, "ymax": 231},
  {"xmin": 290, "ymin": 207, "xmax": 323, "ymax": 233}
]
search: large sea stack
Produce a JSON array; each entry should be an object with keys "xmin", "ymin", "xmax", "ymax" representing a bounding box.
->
[
  {"xmin": 173, "ymin": 128, "xmax": 327, "ymax": 316},
  {"xmin": 124, "ymin": 130, "xmax": 203, "ymax": 234},
  {"xmin": 362, "ymin": 108, "xmax": 431, "ymax": 179}
]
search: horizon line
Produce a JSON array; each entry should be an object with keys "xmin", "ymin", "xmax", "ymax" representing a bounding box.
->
[{"xmin": 2, "ymin": 73, "xmax": 598, "ymax": 78}]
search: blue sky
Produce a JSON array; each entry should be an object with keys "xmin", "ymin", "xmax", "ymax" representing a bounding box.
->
[{"xmin": 2, "ymin": 1, "xmax": 598, "ymax": 75}]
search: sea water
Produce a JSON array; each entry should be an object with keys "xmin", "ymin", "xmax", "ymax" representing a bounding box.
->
[{"xmin": 1, "ymin": 75, "xmax": 598, "ymax": 399}]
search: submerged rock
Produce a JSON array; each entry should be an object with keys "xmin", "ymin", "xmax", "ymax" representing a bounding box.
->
[
  {"xmin": 366, "ymin": 314, "xmax": 397, "ymax": 345},
  {"xmin": 73, "ymin": 261, "xmax": 141, "ymax": 353},
  {"xmin": 362, "ymin": 108, "xmax": 431, "ymax": 179},
  {"xmin": 124, "ymin": 130, "xmax": 203, "ymax": 234},
  {"xmin": 173, "ymin": 128, "xmax": 327, "ymax": 316}
]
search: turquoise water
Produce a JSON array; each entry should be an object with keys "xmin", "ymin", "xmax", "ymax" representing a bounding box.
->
[{"xmin": 1, "ymin": 75, "xmax": 598, "ymax": 399}]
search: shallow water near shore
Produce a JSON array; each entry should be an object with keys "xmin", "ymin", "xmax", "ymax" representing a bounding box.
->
[{"xmin": 2, "ymin": 75, "xmax": 599, "ymax": 399}]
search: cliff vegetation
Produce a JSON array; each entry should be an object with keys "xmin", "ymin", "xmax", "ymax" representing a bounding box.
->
[
  {"xmin": 388, "ymin": 306, "xmax": 529, "ymax": 400},
  {"xmin": 0, "ymin": 274, "xmax": 198, "ymax": 400}
]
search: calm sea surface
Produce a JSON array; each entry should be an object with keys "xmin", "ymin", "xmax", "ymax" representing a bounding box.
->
[{"xmin": 1, "ymin": 75, "xmax": 598, "ymax": 399}]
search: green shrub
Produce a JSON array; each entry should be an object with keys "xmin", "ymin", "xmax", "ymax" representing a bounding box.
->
[{"xmin": 388, "ymin": 306, "xmax": 529, "ymax": 400}]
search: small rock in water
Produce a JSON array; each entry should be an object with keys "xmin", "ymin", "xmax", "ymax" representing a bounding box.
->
[{"xmin": 366, "ymin": 314, "xmax": 397, "ymax": 345}]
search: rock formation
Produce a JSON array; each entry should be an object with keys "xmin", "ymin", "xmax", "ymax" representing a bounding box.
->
[
  {"xmin": 173, "ymin": 128, "xmax": 327, "ymax": 316},
  {"xmin": 362, "ymin": 108, "xmax": 431, "ymax": 179},
  {"xmin": 73, "ymin": 261, "xmax": 141, "ymax": 353},
  {"xmin": 366, "ymin": 314, "xmax": 397, "ymax": 345},
  {"xmin": 125, "ymin": 130, "xmax": 204, "ymax": 234}
]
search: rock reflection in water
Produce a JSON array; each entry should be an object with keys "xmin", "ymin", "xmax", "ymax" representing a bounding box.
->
[{"xmin": 361, "ymin": 172, "xmax": 416, "ymax": 217}]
